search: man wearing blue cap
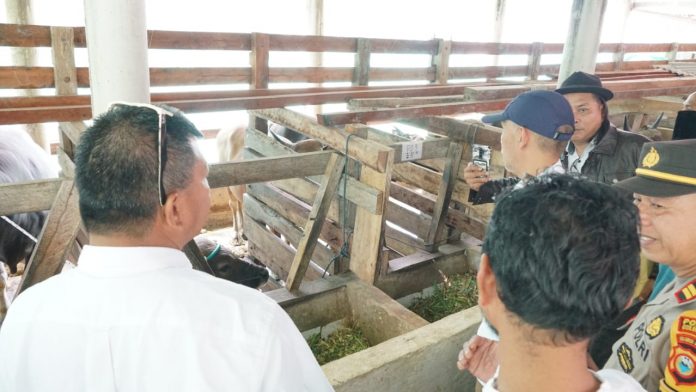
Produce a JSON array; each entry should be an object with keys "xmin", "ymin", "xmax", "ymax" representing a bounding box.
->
[
  {"xmin": 466, "ymin": 90, "xmax": 575, "ymax": 204},
  {"xmin": 466, "ymin": 71, "xmax": 649, "ymax": 204}
]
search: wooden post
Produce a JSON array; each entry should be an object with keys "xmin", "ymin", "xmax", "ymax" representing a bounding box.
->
[
  {"xmin": 51, "ymin": 26, "xmax": 79, "ymax": 165},
  {"xmin": 250, "ymin": 32, "xmax": 270, "ymax": 133},
  {"xmin": 432, "ymin": 39, "xmax": 452, "ymax": 84},
  {"xmin": 425, "ymin": 142, "xmax": 464, "ymax": 252},
  {"xmin": 17, "ymin": 181, "xmax": 81, "ymax": 294},
  {"xmin": 668, "ymin": 42, "xmax": 679, "ymax": 62},
  {"xmin": 527, "ymin": 42, "xmax": 543, "ymax": 81},
  {"xmin": 353, "ymin": 38, "xmax": 371, "ymax": 86},
  {"xmin": 613, "ymin": 43, "xmax": 625, "ymax": 71},
  {"xmin": 286, "ymin": 153, "xmax": 345, "ymax": 290},
  {"xmin": 350, "ymin": 148, "xmax": 394, "ymax": 284}
]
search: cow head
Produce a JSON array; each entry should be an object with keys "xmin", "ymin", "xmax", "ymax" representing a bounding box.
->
[{"xmin": 194, "ymin": 236, "xmax": 269, "ymax": 289}]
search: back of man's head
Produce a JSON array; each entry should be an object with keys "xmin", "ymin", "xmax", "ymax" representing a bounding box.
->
[
  {"xmin": 75, "ymin": 103, "xmax": 203, "ymax": 236},
  {"xmin": 482, "ymin": 174, "xmax": 640, "ymax": 344}
]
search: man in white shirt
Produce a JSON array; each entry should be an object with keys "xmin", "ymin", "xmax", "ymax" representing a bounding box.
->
[
  {"xmin": 471, "ymin": 174, "xmax": 645, "ymax": 391},
  {"xmin": 0, "ymin": 103, "xmax": 333, "ymax": 392}
]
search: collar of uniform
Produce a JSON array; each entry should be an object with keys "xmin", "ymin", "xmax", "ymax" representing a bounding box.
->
[{"xmin": 76, "ymin": 245, "xmax": 191, "ymax": 277}]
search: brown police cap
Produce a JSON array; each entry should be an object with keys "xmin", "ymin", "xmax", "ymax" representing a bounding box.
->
[{"xmin": 615, "ymin": 139, "xmax": 696, "ymax": 197}]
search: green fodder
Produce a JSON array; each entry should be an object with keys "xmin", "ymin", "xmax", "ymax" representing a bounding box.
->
[
  {"xmin": 408, "ymin": 271, "xmax": 478, "ymax": 322},
  {"xmin": 307, "ymin": 322, "xmax": 371, "ymax": 365}
]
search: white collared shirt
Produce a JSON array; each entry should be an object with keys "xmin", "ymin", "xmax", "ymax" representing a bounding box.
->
[
  {"xmin": 567, "ymin": 139, "xmax": 598, "ymax": 174},
  {"xmin": 0, "ymin": 246, "xmax": 333, "ymax": 392}
]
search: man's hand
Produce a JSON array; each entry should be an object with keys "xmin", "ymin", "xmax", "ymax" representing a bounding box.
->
[
  {"xmin": 463, "ymin": 162, "xmax": 490, "ymax": 192},
  {"xmin": 457, "ymin": 335, "xmax": 499, "ymax": 383}
]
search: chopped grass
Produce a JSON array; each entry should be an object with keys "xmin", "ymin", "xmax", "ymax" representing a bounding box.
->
[
  {"xmin": 307, "ymin": 321, "xmax": 371, "ymax": 365},
  {"xmin": 408, "ymin": 272, "xmax": 478, "ymax": 322}
]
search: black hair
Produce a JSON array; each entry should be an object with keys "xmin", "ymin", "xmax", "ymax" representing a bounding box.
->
[
  {"xmin": 482, "ymin": 174, "xmax": 640, "ymax": 344},
  {"xmin": 75, "ymin": 104, "xmax": 202, "ymax": 235}
]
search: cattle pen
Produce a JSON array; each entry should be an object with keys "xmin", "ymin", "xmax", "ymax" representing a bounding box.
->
[{"xmin": 1, "ymin": 20, "xmax": 696, "ymax": 391}]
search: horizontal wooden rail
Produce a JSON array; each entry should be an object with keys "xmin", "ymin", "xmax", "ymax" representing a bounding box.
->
[
  {"xmin": 318, "ymin": 100, "xmax": 509, "ymax": 126},
  {"xmin": 0, "ymin": 151, "xmax": 355, "ymax": 215},
  {"xmin": 0, "ymin": 84, "xmax": 485, "ymax": 125}
]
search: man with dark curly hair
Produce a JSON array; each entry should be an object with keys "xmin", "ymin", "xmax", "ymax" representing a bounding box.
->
[{"xmin": 473, "ymin": 174, "xmax": 644, "ymax": 391}]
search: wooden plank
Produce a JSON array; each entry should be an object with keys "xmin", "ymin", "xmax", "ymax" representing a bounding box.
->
[
  {"xmin": 385, "ymin": 225, "xmax": 423, "ymax": 256},
  {"xmin": 450, "ymin": 42, "xmax": 533, "ymax": 55},
  {"xmin": 424, "ymin": 143, "xmax": 464, "ymax": 251},
  {"xmin": 404, "ymin": 117, "xmax": 502, "ymax": 150},
  {"xmin": 251, "ymin": 108, "xmax": 392, "ymax": 173},
  {"xmin": 353, "ymin": 38, "xmax": 371, "ymax": 86},
  {"xmin": 245, "ymin": 214, "xmax": 322, "ymax": 282},
  {"xmin": 51, "ymin": 26, "xmax": 79, "ymax": 174},
  {"xmin": 17, "ymin": 180, "xmax": 81, "ymax": 294},
  {"xmin": 245, "ymin": 128, "xmax": 383, "ymax": 214},
  {"xmin": 433, "ymin": 39, "xmax": 452, "ymax": 84},
  {"xmin": 350, "ymin": 149, "xmax": 394, "ymax": 284},
  {"xmin": 247, "ymin": 183, "xmax": 343, "ymax": 252},
  {"xmin": 207, "ymin": 151, "xmax": 331, "ymax": 188},
  {"xmin": 251, "ymin": 32, "xmax": 270, "ymax": 133},
  {"xmin": 0, "ymin": 84, "xmax": 486, "ymax": 125},
  {"xmin": 0, "ymin": 179, "xmax": 62, "ymax": 215},
  {"xmin": 286, "ymin": 153, "xmax": 345, "ymax": 290},
  {"xmin": 377, "ymin": 239, "xmax": 479, "ymax": 299},
  {"xmin": 348, "ymin": 96, "xmax": 465, "ymax": 109},
  {"xmin": 244, "ymin": 193, "xmax": 335, "ymax": 270},
  {"xmin": 319, "ymin": 100, "xmax": 509, "ymax": 126},
  {"xmin": 385, "ymin": 200, "xmax": 430, "ymax": 239},
  {"xmin": 390, "ymin": 182, "xmax": 487, "ymax": 239}
]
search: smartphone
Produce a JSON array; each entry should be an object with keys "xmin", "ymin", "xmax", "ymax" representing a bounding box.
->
[{"xmin": 472, "ymin": 144, "xmax": 491, "ymax": 172}]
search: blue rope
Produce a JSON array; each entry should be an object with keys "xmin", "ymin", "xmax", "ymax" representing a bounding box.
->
[{"xmin": 205, "ymin": 243, "xmax": 222, "ymax": 262}]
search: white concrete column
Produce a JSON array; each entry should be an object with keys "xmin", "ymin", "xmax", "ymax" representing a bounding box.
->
[
  {"xmin": 557, "ymin": 0, "xmax": 608, "ymax": 85},
  {"xmin": 83, "ymin": 0, "xmax": 150, "ymax": 116}
]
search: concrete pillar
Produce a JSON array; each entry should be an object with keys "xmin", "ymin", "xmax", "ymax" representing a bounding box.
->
[
  {"xmin": 5, "ymin": 0, "xmax": 48, "ymax": 151},
  {"xmin": 557, "ymin": 0, "xmax": 608, "ymax": 85},
  {"xmin": 83, "ymin": 0, "xmax": 150, "ymax": 116}
]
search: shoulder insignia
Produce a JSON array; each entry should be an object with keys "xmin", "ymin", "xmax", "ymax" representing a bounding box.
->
[
  {"xmin": 662, "ymin": 310, "xmax": 696, "ymax": 390},
  {"xmin": 617, "ymin": 342, "xmax": 635, "ymax": 373},
  {"xmin": 647, "ymin": 316, "xmax": 665, "ymax": 339},
  {"xmin": 675, "ymin": 279, "xmax": 696, "ymax": 304}
]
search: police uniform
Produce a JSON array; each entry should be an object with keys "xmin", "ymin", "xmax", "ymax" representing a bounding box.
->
[
  {"xmin": 608, "ymin": 139, "xmax": 696, "ymax": 391},
  {"xmin": 604, "ymin": 276, "xmax": 696, "ymax": 391}
]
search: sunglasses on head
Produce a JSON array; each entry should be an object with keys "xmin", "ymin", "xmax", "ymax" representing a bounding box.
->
[{"xmin": 108, "ymin": 102, "xmax": 174, "ymax": 206}]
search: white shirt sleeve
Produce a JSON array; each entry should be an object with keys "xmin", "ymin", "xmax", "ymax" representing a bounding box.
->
[{"xmin": 259, "ymin": 308, "xmax": 335, "ymax": 392}]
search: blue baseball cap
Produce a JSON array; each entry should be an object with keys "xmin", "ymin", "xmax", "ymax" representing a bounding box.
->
[{"xmin": 481, "ymin": 90, "xmax": 575, "ymax": 141}]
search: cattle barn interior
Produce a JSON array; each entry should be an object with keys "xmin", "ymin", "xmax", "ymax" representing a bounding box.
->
[{"xmin": 1, "ymin": 0, "xmax": 696, "ymax": 390}]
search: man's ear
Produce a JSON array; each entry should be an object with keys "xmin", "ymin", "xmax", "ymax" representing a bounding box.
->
[
  {"xmin": 477, "ymin": 253, "xmax": 498, "ymax": 307},
  {"xmin": 517, "ymin": 126, "xmax": 530, "ymax": 148},
  {"xmin": 161, "ymin": 192, "xmax": 184, "ymax": 228}
]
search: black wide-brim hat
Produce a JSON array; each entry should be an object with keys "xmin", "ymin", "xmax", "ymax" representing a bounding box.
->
[
  {"xmin": 615, "ymin": 139, "xmax": 696, "ymax": 197},
  {"xmin": 555, "ymin": 71, "xmax": 614, "ymax": 101}
]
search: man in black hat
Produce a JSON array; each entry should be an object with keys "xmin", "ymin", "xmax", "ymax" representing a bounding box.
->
[
  {"xmin": 603, "ymin": 139, "xmax": 696, "ymax": 392},
  {"xmin": 556, "ymin": 71, "xmax": 649, "ymax": 183},
  {"xmin": 464, "ymin": 71, "xmax": 649, "ymax": 204}
]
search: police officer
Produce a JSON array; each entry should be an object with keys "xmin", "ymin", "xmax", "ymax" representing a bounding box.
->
[{"xmin": 605, "ymin": 139, "xmax": 696, "ymax": 391}]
